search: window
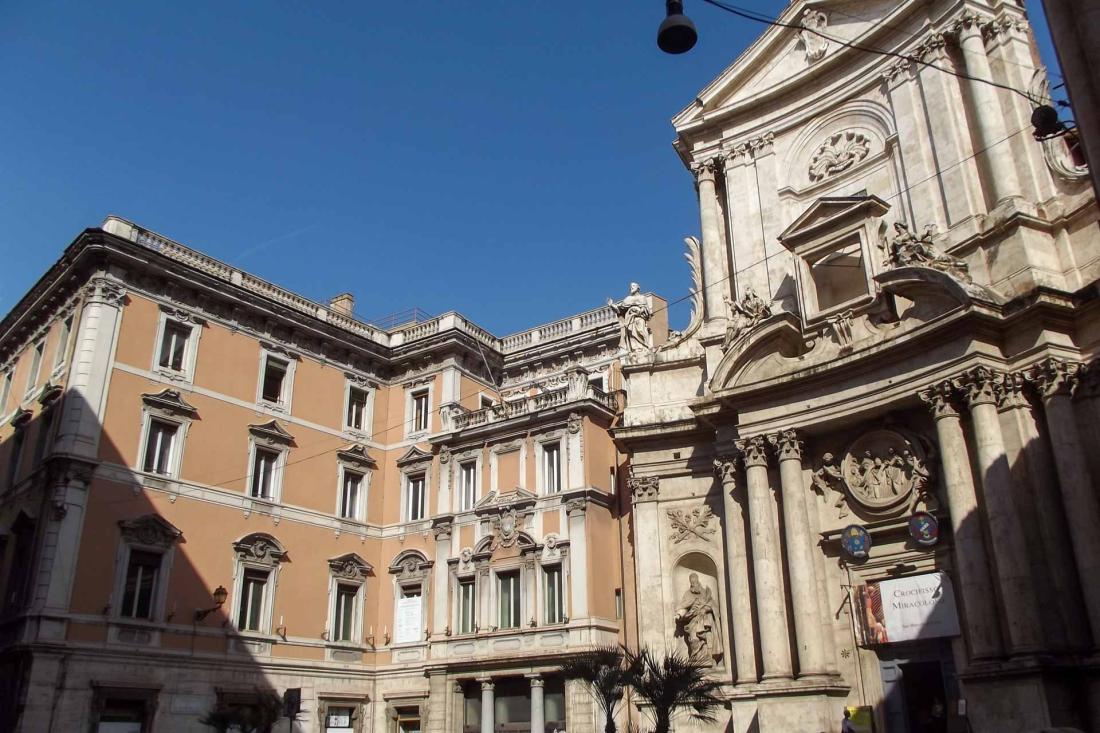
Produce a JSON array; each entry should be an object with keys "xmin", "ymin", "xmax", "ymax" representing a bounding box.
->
[
  {"xmin": 498, "ymin": 570, "xmax": 521, "ymax": 629},
  {"xmin": 457, "ymin": 461, "xmax": 477, "ymax": 511},
  {"xmin": 458, "ymin": 578, "xmax": 476, "ymax": 634},
  {"xmin": 25, "ymin": 341, "xmax": 44, "ymax": 394},
  {"xmin": 340, "ymin": 470, "xmax": 363, "ymax": 520},
  {"xmin": 7, "ymin": 430, "xmax": 25, "ymax": 488},
  {"xmin": 120, "ymin": 549, "xmax": 162, "ymax": 620},
  {"xmin": 405, "ymin": 473, "xmax": 426, "ymax": 521},
  {"xmin": 324, "ymin": 704, "xmax": 356, "ymax": 733},
  {"xmin": 237, "ymin": 568, "xmax": 269, "ymax": 631},
  {"xmin": 480, "ymin": 394, "xmax": 495, "ymax": 409},
  {"xmin": 411, "ymin": 389, "xmax": 429, "ymax": 433},
  {"xmin": 142, "ymin": 420, "xmax": 177, "ymax": 475},
  {"xmin": 158, "ymin": 320, "xmax": 191, "ymax": 372},
  {"xmin": 261, "ymin": 355, "xmax": 289, "ymax": 405},
  {"xmin": 589, "ymin": 374, "xmax": 607, "ymax": 392},
  {"xmin": 615, "ymin": 588, "xmax": 624, "ymax": 619},
  {"xmin": 807, "ymin": 236, "xmax": 868, "ymax": 312},
  {"xmin": 53, "ymin": 315, "xmax": 73, "ymax": 370},
  {"xmin": 0, "ymin": 371, "xmax": 11, "ymax": 415},
  {"xmin": 250, "ymin": 448, "xmax": 279, "ymax": 500},
  {"xmin": 544, "ymin": 565, "xmax": 564, "ymax": 624},
  {"xmin": 332, "ymin": 583, "xmax": 359, "ymax": 642},
  {"xmin": 542, "ymin": 442, "xmax": 562, "ymax": 494},
  {"xmin": 346, "ymin": 386, "xmax": 369, "ymax": 432}
]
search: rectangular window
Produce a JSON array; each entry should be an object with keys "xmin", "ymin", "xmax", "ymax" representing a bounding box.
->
[
  {"xmin": 120, "ymin": 549, "xmax": 162, "ymax": 620},
  {"xmin": 0, "ymin": 371, "xmax": 12, "ymax": 414},
  {"xmin": 458, "ymin": 461, "xmax": 477, "ymax": 511},
  {"xmin": 251, "ymin": 448, "xmax": 279, "ymax": 499},
  {"xmin": 340, "ymin": 470, "xmax": 362, "ymax": 520},
  {"xmin": 615, "ymin": 588, "xmax": 624, "ymax": 619},
  {"xmin": 498, "ymin": 571, "xmax": 521, "ymax": 629},
  {"xmin": 6, "ymin": 431, "xmax": 24, "ymax": 488},
  {"xmin": 158, "ymin": 320, "xmax": 190, "ymax": 372},
  {"xmin": 332, "ymin": 583, "xmax": 358, "ymax": 642},
  {"xmin": 237, "ymin": 568, "xmax": 269, "ymax": 631},
  {"xmin": 480, "ymin": 395, "xmax": 495, "ymax": 410},
  {"xmin": 54, "ymin": 315, "xmax": 73, "ymax": 369},
  {"xmin": 94, "ymin": 698, "xmax": 147, "ymax": 733},
  {"xmin": 458, "ymin": 578, "xmax": 476, "ymax": 634},
  {"xmin": 261, "ymin": 356, "xmax": 289, "ymax": 404},
  {"xmin": 589, "ymin": 375, "xmax": 606, "ymax": 392},
  {"xmin": 346, "ymin": 387, "xmax": 369, "ymax": 431},
  {"xmin": 544, "ymin": 565, "xmax": 564, "ymax": 624},
  {"xmin": 405, "ymin": 474, "xmax": 426, "ymax": 521},
  {"xmin": 411, "ymin": 390, "xmax": 429, "ymax": 433},
  {"xmin": 142, "ymin": 420, "xmax": 177, "ymax": 475},
  {"xmin": 542, "ymin": 442, "xmax": 562, "ymax": 494},
  {"xmin": 325, "ymin": 705, "xmax": 355, "ymax": 733},
  {"xmin": 25, "ymin": 340, "xmax": 44, "ymax": 393}
]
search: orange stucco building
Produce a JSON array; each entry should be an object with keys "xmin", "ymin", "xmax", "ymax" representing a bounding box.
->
[{"xmin": 0, "ymin": 217, "xmax": 656, "ymax": 732}]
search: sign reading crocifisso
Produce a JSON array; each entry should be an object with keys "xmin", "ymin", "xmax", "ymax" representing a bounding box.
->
[{"xmin": 859, "ymin": 571, "xmax": 960, "ymax": 644}]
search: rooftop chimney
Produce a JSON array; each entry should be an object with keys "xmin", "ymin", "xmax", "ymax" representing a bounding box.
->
[{"xmin": 329, "ymin": 293, "xmax": 354, "ymax": 317}]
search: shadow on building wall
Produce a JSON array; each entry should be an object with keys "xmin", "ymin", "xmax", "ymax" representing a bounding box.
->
[{"xmin": 0, "ymin": 390, "xmax": 290, "ymax": 733}]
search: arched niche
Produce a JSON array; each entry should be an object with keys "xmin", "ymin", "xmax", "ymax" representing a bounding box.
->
[{"xmin": 670, "ymin": 552, "xmax": 727, "ymax": 670}]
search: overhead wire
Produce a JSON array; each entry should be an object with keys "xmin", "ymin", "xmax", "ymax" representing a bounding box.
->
[
  {"xmin": 127, "ymin": 120, "xmax": 1035, "ymax": 503},
  {"xmin": 697, "ymin": 0, "xmax": 1044, "ymax": 104}
]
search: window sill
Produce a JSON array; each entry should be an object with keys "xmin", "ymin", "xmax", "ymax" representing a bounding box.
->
[
  {"xmin": 258, "ymin": 400, "xmax": 289, "ymax": 413},
  {"xmin": 153, "ymin": 366, "xmax": 191, "ymax": 382}
]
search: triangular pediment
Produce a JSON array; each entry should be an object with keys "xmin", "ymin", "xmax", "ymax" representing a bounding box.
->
[
  {"xmin": 473, "ymin": 487, "xmax": 538, "ymax": 511},
  {"xmin": 396, "ymin": 445, "xmax": 433, "ymax": 467},
  {"xmin": 779, "ymin": 195, "xmax": 890, "ymax": 250},
  {"xmin": 118, "ymin": 514, "xmax": 183, "ymax": 547},
  {"xmin": 142, "ymin": 388, "xmax": 198, "ymax": 417},
  {"xmin": 248, "ymin": 419, "xmax": 295, "ymax": 445},
  {"xmin": 336, "ymin": 444, "xmax": 377, "ymax": 470},
  {"xmin": 673, "ymin": 0, "xmax": 917, "ymax": 127}
]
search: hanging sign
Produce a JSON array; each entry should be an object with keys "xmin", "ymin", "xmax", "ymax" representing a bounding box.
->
[
  {"xmin": 857, "ymin": 571, "xmax": 960, "ymax": 645},
  {"xmin": 394, "ymin": 595, "xmax": 422, "ymax": 644}
]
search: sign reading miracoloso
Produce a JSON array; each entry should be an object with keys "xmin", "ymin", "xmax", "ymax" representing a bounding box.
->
[{"xmin": 857, "ymin": 571, "xmax": 960, "ymax": 645}]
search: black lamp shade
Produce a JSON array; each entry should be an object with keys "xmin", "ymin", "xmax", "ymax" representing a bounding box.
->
[{"xmin": 658, "ymin": 1, "xmax": 697, "ymax": 54}]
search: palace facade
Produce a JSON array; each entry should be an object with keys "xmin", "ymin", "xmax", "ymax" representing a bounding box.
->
[{"xmin": 3, "ymin": 1, "xmax": 1100, "ymax": 732}]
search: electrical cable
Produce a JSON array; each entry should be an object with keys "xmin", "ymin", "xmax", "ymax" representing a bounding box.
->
[
  {"xmin": 99, "ymin": 122, "xmax": 1035, "ymax": 504},
  {"xmin": 697, "ymin": 0, "xmax": 1042, "ymax": 104}
]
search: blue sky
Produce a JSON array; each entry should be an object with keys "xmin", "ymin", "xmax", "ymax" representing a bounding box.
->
[{"xmin": 0, "ymin": 1, "xmax": 1063, "ymax": 335}]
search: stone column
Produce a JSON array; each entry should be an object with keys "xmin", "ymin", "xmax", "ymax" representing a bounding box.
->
[
  {"xmin": 629, "ymin": 475, "xmax": 666, "ymax": 651},
  {"xmin": 477, "ymin": 564, "xmax": 491, "ymax": 632},
  {"xmin": 953, "ymin": 11, "xmax": 1021, "ymax": 202},
  {"xmin": 769, "ymin": 430, "xmax": 827, "ymax": 677},
  {"xmin": 919, "ymin": 381, "xmax": 1002, "ymax": 659},
  {"xmin": 955, "ymin": 366, "xmax": 1042, "ymax": 654},
  {"xmin": 693, "ymin": 156, "xmax": 728, "ymax": 321},
  {"xmin": 736, "ymin": 436, "xmax": 792, "ymax": 679},
  {"xmin": 714, "ymin": 454, "xmax": 757, "ymax": 684},
  {"xmin": 528, "ymin": 675, "xmax": 545, "ymax": 733},
  {"xmin": 524, "ymin": 556, "xmax": 538, "ymax": 627},
  {"xmin": 565, "ymin": 498, "xmax": 588, "ymax": 619},
  {"xmin": 479, "ymin": 679, "xmax": 494, "ymax": 733},
  {"xmin": 1030, "ymin": 358, "xmax": 1100, "ymax": 646},
  {"xmin": 997, "ymin": 373, "xmax": 1085, "ymax": 649}
]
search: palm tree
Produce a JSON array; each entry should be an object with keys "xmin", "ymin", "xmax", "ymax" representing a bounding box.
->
[
  {"xmin": 623, "ymin": 647, "xmax": 725, "ymax": 733},
  {"xmin": 559, "ymin": 644, "xmax": 628, "ymax": 733}
]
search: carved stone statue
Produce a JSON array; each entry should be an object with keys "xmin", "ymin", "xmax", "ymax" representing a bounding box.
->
[
  {"xmin": 799, "ymin": 9, "xmax": 829, "ymax": 62},
  {"xmin": 722, "ymin": 287, "xmax": 773, "ymax": 352},
  {"xmin": 675, "ymin": 573, "xmax": 722, "ymax": 667},
  {"xmin": 839, "ymin": 429, "xmax": 936, "ymax": 514},
  {"xmin": 608, "ymin": 283, "xmax": 653, "ymax": 356},
  {"xmin": 885, "ymin": 222, "xmax": 971, "ymax": 282},
  {"xmin": 810, "ymin": 452, "xmax": 849, "ymax": 517}
]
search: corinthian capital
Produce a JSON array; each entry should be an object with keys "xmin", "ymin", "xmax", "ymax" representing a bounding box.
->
[
  {"xmin": 713, "ymin": 454, "xmax": 739, "ymax": 485},
  {"xmin": 691, "ymin": 155, "xmax": 724, "ymax": 182},
  {"xmin": 951, "ymin": 10, "xmax": 989, "ymax": 38},
  {"xmin": 628, "ymin": 474, "xmax": 660, "ymax": 503},
  {"xmin": 915, "ymin": 32, "xmax": 947, "ymax": 62},
  {"xmin": 767, "ymin": 429, "xmax": 803, "ymax": 462},
  {"xmin": 83, "ymin": 276, "xmax": 127, "ymax": 308},
  {"xmin": 1028, "ymin": 357, "xmax": 1081, "ymax": 400},
  {"xmin": 735, "ymin": 435, "xmax": 769, "ymax": 468},
  {"xmin": 953, "ymin": 365, "xmax": 1002, "ymax": 407},
  {"xmin": 918, "ymin": 380, "xmax": 960, "ymax": 420},
  {"xmin": 995, "ymin": 372, "xmax": 1031, "ymax": 411}
]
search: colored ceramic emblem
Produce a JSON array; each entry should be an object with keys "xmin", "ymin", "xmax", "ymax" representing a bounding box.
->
[
  {"xmin": 841, "ymin": 524, "xmax": 872, "ymax": 559},
  {"xmin": 908, "ymin": 512, "xmax": 939, "ymax": 546}
]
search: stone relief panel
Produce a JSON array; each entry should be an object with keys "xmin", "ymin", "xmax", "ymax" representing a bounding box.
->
[
  {"xmin": 808, "ymin": 130, "xmax": 872, "ymax": 182},
  {"xmin": 673, "ymin": 553, "xmax": 724, "ymax": 668},
  {"xmin": 667, "ymin": 505, "xmax": 717, "ymax": 544},
  {"xmin": 838, "ymin": 428, "xmax": 935, "ymax": 515}
]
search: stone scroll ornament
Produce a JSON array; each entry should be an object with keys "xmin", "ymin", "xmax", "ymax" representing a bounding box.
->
[
  {"xmin": 833, "ymin": 428, "xmax": 938, "ymax": 516},
  {"xmin": 808, "ymin": 130, "xmax": 871, "ymax": 182}
]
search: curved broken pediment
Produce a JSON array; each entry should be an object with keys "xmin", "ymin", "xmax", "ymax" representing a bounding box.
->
[
  {"xmin": 874, "ymin": 266, "xmax": 1005, "ymax": 312},
  {"xmin": 709, "ymin": 313, "xmax": 811, "ymax": 393}
]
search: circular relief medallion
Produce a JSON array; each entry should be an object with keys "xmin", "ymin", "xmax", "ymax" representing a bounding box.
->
[
  {"xmin": 841, "ymin": 429, "xmax": 930, "ymax": 513},
  {"xmin": 841, "ymin": 524, "xmax": 872, "ymax": 559},
  {"xmin": 908, "ymin": 512, "xmax": 940, "ymax": 546}
]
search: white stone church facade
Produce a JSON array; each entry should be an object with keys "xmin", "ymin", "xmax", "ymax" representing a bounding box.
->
[{"xmin": 617, "ymin": 0, "xmax": 1100, "ymax": 731}]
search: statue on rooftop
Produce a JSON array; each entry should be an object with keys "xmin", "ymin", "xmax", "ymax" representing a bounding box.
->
[{"xmin": 608, "ymin": 282, "xmax": 653, "ymax": 356}]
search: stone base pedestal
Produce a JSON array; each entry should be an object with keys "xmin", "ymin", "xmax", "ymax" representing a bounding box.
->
[
  {"xmin": 727, "ymin": 678, "xmax": 848, "ymax": 733},
  {"xmin": 960, "ymin": 658, "xmax": 1089, "ymax": 732}
]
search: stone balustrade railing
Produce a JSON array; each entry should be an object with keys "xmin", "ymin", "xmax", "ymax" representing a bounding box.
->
[
  {"xmin": 450, "ymin": 383, "xmax": 616, "ymax": 431},
  {"xmin": 105, "ymin": 216, "xmax": 618, "ymax": 357}
]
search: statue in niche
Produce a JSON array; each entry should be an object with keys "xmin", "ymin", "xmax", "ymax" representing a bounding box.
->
[
  {"xmin": 608, "ymin": 282, "xmax": 653, "ymax": 356},
  {"xmin": 722, "ymin": 287, "xmax": 773, "ymax": 352},
  {"xmin": 884, "ymin": 222, "xmax": 971, "ymax": 282},
  {"xmin": 675, "ymin": 573, "xmax": 723, "ymax": 667}
]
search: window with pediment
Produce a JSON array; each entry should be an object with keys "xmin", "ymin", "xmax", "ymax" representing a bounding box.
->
[
  {"xmin": 779, "ymin": 195, "xmax": 891, "ymax": 323},
  {"xmin": 247, "ymin": 421, "xmax": 294, "ymax": 502},
  {"xmin": 389, "ymin": 550, "xmax": 431, "ymax": 645},
  {"xmin": 112, "ymin": 515, "xmax": 183, "ymax": 622},
  {"xmin": 231, "ymin": 533, "xmax": 287, "ymax": 634},
  {"xmin": 327, "ymin": 553, "xmax": 372, "ymax": 644},
  {"xmin": 137, "ymin": 390, "xmax": 198, "ymax": 480}
]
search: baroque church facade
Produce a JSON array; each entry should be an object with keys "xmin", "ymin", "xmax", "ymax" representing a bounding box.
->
[{"xmin": 1, "ymin": 1, "xmax": 1099, "ymax": 732}]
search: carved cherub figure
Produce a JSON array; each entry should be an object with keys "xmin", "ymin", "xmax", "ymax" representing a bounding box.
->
[{"xmin": 810, "ymin": 451, "xmax": 849, "ymax": 517}]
